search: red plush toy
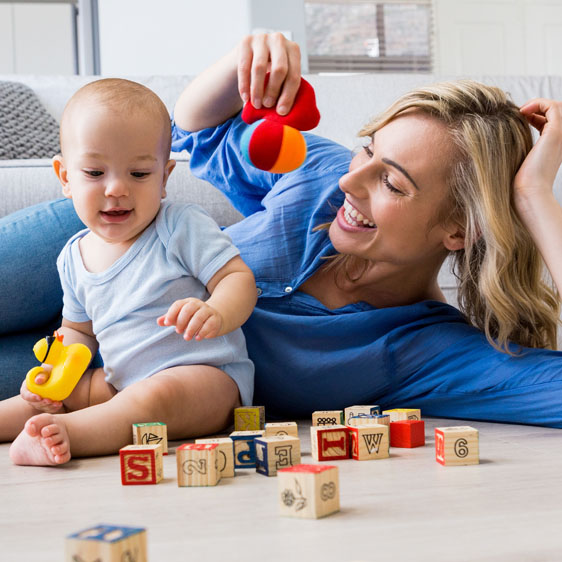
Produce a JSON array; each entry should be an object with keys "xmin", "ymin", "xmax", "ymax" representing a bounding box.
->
[{"xmin": 240, "ymin": 74, "xmax": 321, "ymax": 173}]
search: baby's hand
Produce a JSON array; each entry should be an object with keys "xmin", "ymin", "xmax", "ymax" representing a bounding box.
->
[
  {"xmin": 20, "ymin": 370, "xmax": 64, "ymax": 414},
  {"xmin": 157, "ymin": 298, "xmax": 224, "ymax": 341}
]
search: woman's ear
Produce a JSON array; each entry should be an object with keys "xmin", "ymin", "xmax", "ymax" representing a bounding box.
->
[
  {"xmin": 52, "ymin": 155, "xmax": 71, "ymax": 198},
  {"xmin": 442, "ymin": 224, "xmax": 466, "ymax": 252}
]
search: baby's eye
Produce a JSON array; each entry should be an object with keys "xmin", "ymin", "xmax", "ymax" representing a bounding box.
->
[
  {"xmin": 85, "ymin": 170, "xmax": 103, "ymax": 177},
  {"xmin": 131, "ymin": 172, "xmax": 150, "ymax": 178}
]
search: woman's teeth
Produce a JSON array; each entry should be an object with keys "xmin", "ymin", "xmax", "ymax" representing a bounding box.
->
[{"xmin": 343, "ymin": 199, "xmax": 376, "ymax": 228}]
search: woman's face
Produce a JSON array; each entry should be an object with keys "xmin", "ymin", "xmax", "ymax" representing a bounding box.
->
[{"xmin": 329, "ymin": 112, "xmax": 462, "ymax": 268}]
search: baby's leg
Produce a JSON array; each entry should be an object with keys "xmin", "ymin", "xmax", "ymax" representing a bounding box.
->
[{"xmin": 9, "ymin": 365, "xmax": 240, "ymax": 466}]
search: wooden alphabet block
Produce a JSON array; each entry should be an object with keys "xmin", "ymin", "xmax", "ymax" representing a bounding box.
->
[
  {"xmin": 195, "ymin": 437, "xmax": 235, "ymax": 478},
  {"xmin": 132, "ymin": 422, "xmax": 168, "ymax": 454},
  {"xmin": 348, "ymin": 424, "xmax": 390, "ymax": 460},
  {"xmin": 278, "ymin": 464, "xmax": 340, "ymax": 519},
  {"xmin": 311, "ymin": 410, "xmax": 344, "ymax": 426},
  {"xmin": 229, "ymin": 430, "xmax": 264, "ymax": 468},
  {"xmin": 344, "ymin": 405, "xmax": 381, "ymax": 425},
  {"xmin": 176, "ymin": 443, "xmax": 221, "ymax": 486},
  {"xmin": 435, "ymin": 426, "xmax": 479, "ymax": 466},
  {"xmin": 66, "ymin": 524, "xmax": 147, "ymax": 562},
  {"xmin": 264, "ymin": 422, "xmax": 299, "ymax": 438},
  {"xmin": 348, "ymin": 414, "xmax": 389, "ymax": 427},
  {"xmin": 234, "ymin": 406, "xmax": 265, "ymax": 431},
  {"xmin": 310, "ymin": 425, "xmax": 350, "ymax": 461},
  {"xmin": 119, "ymin": 444, "xmax": 163, "ymax": 485},
  {"xmin": 382, "ymin": 408, "xmax": 421, "ymax": 422},
  {"xmin": 390, "ymin": 420, "xmax": 425, "ymax": 448},
  {"xmin": 255, "ymin": 435, "xmax": 301, "ymax": 476}
]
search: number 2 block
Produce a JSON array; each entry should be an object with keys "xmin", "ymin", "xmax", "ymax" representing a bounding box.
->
[
  {"xmin": 176, "ymin": 443, "xmax": 221, "ymax": 486},
  {"xmin": 435, "ymin": 426, "xmax": 479, "ymax": 466}
]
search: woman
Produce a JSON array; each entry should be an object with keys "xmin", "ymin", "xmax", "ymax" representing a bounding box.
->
[{"xmin": 3, "ymin": 34, "xmax": 562, "ymax": 426}]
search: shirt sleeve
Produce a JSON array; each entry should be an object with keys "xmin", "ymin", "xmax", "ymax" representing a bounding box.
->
[
  {"xmin": 171, "ymin": 113, "xmax": 282, "ymax": 217},
  {"xmin": 56, "ymin": 240, "xmax": 91, "ymax": 324},
  {"xmin": 162, "ymin": 203, "xmax": 241, "ymax": 287}
]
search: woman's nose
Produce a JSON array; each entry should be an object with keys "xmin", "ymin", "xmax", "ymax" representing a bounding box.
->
[{"xmin": 339, "ymin": 167, "xmax": 370, "ymax": 199}]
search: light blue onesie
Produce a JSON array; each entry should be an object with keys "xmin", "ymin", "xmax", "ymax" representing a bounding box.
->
[{"xmin": 56, "ymin": 200, "xmax": 254, "ymax": 406}]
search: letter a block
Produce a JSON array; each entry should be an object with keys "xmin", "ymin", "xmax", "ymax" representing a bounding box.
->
[
  {"xmin": 390, "ymin": 420, "xmax": 425, "ymax": 448},
  {"xmin": 435, "ymin": 426, "xmax": 479, "ymax": 466},
  {"xmin": 278, "ymin": 464, "xmax": 340, "ymax": 519},
  {"xmin": 195, "ymin": 437, "xmax": 235, "ymax": 478},
  {"xmin": 229, "ymin": 430, "xmax": 264, "ymax": 468},
  {"xmin": 311, "ymin": 410, "xmax": 344, "ymax": 426},
  {"xmin": 264, "ymin": 422, "xmax": 299, "ymax": 438},
  {"xmin": 234, "ymin": 406, "xmax": 265, "ymax": 431},
  {"xmin": 66, "ymin": 524, "xmax": 147, "ymax": 562},
  {"xmin": 132, "ymin": 422, "xmax": 168, "ymax": 454},
  {"xmin": 255, "ymin": 435, "xmax": 301, "ymax": 476},
  {"xmin": 344, "ymin": 405, "xmax": 381, "ymax": 425},
  {"xmin": 119, "ymin": 444, "xmax": 163, "ymax": 485},
  {"xmin": 348, "ymin": 424, "xmax": 390, "ymax": 460},
  {"xmin": 310, "ymin": 425, "xmax": 350, "ymax": 461},
  {"xmin": 176, "ymin": 443, "xmax": 221, "ymax": 486}
]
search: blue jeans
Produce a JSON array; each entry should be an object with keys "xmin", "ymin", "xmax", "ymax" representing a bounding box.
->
[{"xmin": 0, "ymin": 199, "xmax": 85, "ymax": 398}]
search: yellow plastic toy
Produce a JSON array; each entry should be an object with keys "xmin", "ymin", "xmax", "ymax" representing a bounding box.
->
[{"xmin": 25, "ymin": 331, "xmax": 92, "ymax": 401}]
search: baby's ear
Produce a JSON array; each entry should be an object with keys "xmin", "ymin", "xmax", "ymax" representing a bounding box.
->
[
  {"xmin": 52, "ymin": 155, "xmax": 71, "ymax": 198},
  {"xmin": 161, "ymin": 159, "xmax": 176, "ymax": 198}
]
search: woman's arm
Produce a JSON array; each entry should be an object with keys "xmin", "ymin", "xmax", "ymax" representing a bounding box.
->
[
  {"xmin": 174, "ymin": 33, "xmax": 302, "ymax": 132},
  {"xmin": 513, "ymin": 98, "xmax": 562, "ymax": 294}
]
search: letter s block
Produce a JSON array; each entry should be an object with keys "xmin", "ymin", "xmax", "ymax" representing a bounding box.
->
[
  {"xmin": 119, "ymin": 444, "xmax": 163, "ymax": 485},
  {"xmin": 435, "ymin": 426, "xmax": 479, "ymax": 466},
  {"xmin": 310, "ymin": 425, "xmax": 350, "ymax": 461}
]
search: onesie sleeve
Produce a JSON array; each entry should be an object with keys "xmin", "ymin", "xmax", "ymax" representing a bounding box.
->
[
  {"xmin": 162, "ymin": 203, "xmax": 241, "ymax": 287},
  {"xmin": 56, "ymin": 239, "xmax": 90, "ymax": 324},
  {"xmin": 171, "ymin": 114, "xmax": 282, "ymax": 217}
]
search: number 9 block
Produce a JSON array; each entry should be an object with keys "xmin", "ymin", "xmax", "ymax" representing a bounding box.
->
[{"xmin": 435, "ymin": 426, "xmax": 479, "ymax": 466}]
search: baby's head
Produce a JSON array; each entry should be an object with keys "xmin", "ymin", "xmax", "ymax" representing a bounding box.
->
[{"xmin": 54, "ymin": 78, "xmax": 175, "ymax": 245}]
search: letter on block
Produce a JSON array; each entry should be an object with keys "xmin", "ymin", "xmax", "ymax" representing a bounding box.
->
[
  {"xmin": 229, "ymin": 430, "xmax": 264, "ymax": 468},
  {"xmin": 310, "ymin": 425, "xmax": 350, "ymax": 461},
  {"xmin": 132, "ymin": 422, "xmax": 168, "ymax": 454},
  {"xmin": 119, "ymin": 444, "xmax": 163, "ymax": 485},
  {"xmin": 234, "ymin": 406, "xmax": 265, "ymax": 431},
  {"xmin": 312, "ymin": 410, "xmax": 344, "ymax": 426},
  {"xmin": 348, "ymin": 424, "xmax": 390, "ymax": 460},
  {"xmin": 348, "ymin": 414, "xmax": 389, "ymax": 427},
  {"xmin": 264, "ymin": 421, "xmax": 299, "ymax": 438},
  {"xmin": 66, "ymin": 524, "xmax": 147, "ymax": 562},
  {"xmin": 255, "ymin": 435, "xmax": 301, "ymax": 476},
  {"xmin": 344, "ymin": 405, "xmax": 381, "ymax": 425},
  {"xmin": 177, "ymin": 443, "xmax": 221, "ymax": 486},
  {"xmin": 278, "ymin": 464, "xmax": 340, "ymax": 519},
  {"xmin": 382, "ymin": 408, "xmax": 422, "ymax": 422},
  {"xmin": 435, "ymin": 426, "xmax": 479, "ymax": 466},
  {"xmin": 390, "ymin": 420, "xmax": 425, "ymax": 448},
  {"xmin": 195, "ymin": 437, "xmax": 235, "ymax": 478}
]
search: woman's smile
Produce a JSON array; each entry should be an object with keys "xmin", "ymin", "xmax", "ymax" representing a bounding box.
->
[{"xmin": 336, "ymin": 198, "xmax": 377, "ymax": 232}]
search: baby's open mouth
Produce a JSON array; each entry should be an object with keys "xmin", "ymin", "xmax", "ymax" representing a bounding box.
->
[{"xmin": 343, "ymin": 199, "xmax": 376, "ymax": 228}]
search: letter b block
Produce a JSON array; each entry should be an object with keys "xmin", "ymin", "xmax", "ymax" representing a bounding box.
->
[
  {"xmin": 229, "ymin": 430, "xmax": 264, "ymax": 468},
  {"xmin": 255, "ymin": 435, "xmax": 301, "ymax": 476},
  {"xmin": 310, "ymin": 425, "xmax": 350, "ymax": 461},
  {"xmin": 177, "ymin": 443, "xmax": 221, "ymax": 486},
  {"xmin": 435, "ymin": 426, "xmax": 479, "ymax": 466},
  {"xmin": 119, "ymin": 444, "xmax": 163, "ymax": 485}
]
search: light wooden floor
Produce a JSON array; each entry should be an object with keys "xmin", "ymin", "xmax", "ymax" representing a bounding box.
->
[{"xmin": 1, "ymin": 417, "xmax": 562, "ymax": 562}]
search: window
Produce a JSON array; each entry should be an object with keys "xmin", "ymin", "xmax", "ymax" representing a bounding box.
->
[{"xmin": 305, "ymin": 0, "xmax": 433, "ymax": 73}]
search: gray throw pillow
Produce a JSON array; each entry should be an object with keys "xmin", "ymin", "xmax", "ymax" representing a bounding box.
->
[{"xmin": 0, "ymin": 80, "xmax": 60, "ymax": 160}]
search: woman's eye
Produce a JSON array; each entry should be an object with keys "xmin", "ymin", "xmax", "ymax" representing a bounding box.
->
[
  {"xmin": 131, "ymin": 172, "xmax": 149, "ymax": 178},
  {"xmin": 383, "ymin": 175, "xmax": 403, "ymax": 195},
  {"xmin": 363, "ymin": 145, "xmax": 374, "ymax": 158}
]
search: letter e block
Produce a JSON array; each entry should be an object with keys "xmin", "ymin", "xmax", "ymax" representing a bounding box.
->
[
  {"xmin": 310, "ymin": 425, "xmax": 350, "ymax": 461},
  {"xmin": 348, "ymin": 424, "xmax": 390, "ymax": 460},
  {"xmin": 177, "ymin": 443, "xmax": 221, "ymax": 486},
  {"xmin": 195, "ymin": 437, "xmax": 235, "ymax": 478},
  {"xmin": 344, "ymin": 405, "xmax": 381, "ymax": 425},
  {"xmin": 311, "ymin": 410, "xmax": 344, "ymax": 426},
  {"xmin": 66, "ymin": 524, "xmax": 147, "ymax": 562},
  {"xmin": 390, "ymin": 420, "xmax": 425, "ymax": 448},
  {"xmin": 132, "ymin": 422, "xmax": 168, "ymax": 454},
  {"xmin": 435, "ymin": 426, "xmax": 479, "ymax": 466},
  {"xmin": 229, "ymin": 430, "xmax": 264, "ymax": 468},
  {"xmin": 264, "ymin": 422, "xmax": 299, "ymax": 438},
  {"xmin": 278, "ymin": 464, "xmax": 340, "ymax": 519},
  {"xmin": 119, "ymin": 444, "xmax": 163, "ymax": 485},
  {"xmin": 234, "ymin": 406, "xmax": 265, "ymax": 431},
  {"xmin": 255, "ymin": 435, "xmax": 301, "ymax": 476}
]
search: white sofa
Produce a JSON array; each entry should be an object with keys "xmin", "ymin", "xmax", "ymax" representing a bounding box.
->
[{"xmin": 2, "ymin": 73, "xmax": 562, "ymax": 306}]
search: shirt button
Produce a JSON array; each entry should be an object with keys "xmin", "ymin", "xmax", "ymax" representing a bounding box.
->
[
  {"xmin": 256, "ymin": 287, "xmax": 263, "ymax": 296},
  {"xmin": 284, "ymin": 286, "xmax": 293, "ymax": 293}
]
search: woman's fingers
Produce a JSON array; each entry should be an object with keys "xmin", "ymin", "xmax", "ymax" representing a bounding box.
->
[
  {"xmin": 521, "ymin": 98, "xmax": 562, "ymax": 134},
  {"xmin": 249, "ymin": 34, "xmax": 271, "ymax": 109}
]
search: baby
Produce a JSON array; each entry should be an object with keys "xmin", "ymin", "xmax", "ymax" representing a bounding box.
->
[{"xmin": 1, "ymin": 78, "xmax": 257, "ymax": 466}]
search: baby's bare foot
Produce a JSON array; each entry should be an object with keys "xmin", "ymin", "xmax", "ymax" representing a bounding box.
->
[{"xmin": 9, "ymin": 414, "xmax": 71, "ymax": 466}]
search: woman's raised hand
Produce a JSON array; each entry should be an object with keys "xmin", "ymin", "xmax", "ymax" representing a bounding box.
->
[{"xmin": 237, "ymin": 33, "xmax": 302, "ymax": 116}]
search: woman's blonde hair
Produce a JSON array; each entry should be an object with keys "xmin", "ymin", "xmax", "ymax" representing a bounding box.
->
[{"xmin": 336, "ymin": 80, "xmax": 559, "ymax": 352}]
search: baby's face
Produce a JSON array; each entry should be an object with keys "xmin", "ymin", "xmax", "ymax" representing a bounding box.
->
[{"xmin": 58, "ymin": 104, "xmax": 174, "ymax": 246}]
